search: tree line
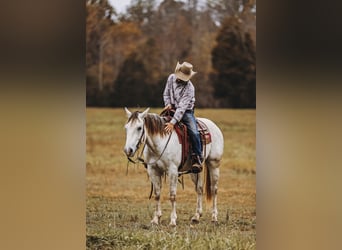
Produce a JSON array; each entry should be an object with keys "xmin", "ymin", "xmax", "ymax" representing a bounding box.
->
[{"xmin": 86, "ymin": 0, "xmax": 256, "ymax": 108}]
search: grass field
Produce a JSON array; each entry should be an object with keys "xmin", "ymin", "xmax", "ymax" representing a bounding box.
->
[{"xmin": 86, "ymin": 108, "xmax": 256, "ymax": 249}]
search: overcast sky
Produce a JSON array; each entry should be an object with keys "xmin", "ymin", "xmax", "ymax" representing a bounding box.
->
[
  {"xmin": 109, "ymin": 0, "xmax": 184, "ymax": 14},
  {"xmin": 108, "ymin": 0, "xmax": 131, "ymax": 14}
]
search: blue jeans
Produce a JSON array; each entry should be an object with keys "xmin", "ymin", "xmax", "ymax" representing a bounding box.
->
[{"xmin": 181, "ymin": 110, "xmax": 202, "ymax": 157}]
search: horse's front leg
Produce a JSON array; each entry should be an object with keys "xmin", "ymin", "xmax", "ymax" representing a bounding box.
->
[
  {"xmin": 148, "ymin": 167, "xmax": 162, "ymax": 225},
  {"xmin": 169, "ymin": 166, "xmax": 178, "ymax": 226}
]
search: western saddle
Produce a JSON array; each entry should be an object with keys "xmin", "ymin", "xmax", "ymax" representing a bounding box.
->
[{"xmin": 160, "ymin": 109, "xmax": 211, "ymax": 172}]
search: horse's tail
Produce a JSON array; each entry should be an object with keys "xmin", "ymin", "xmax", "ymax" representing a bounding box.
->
[{"xmin": 205, "ymin": 162, "xmax": 212, "ymax": 202}]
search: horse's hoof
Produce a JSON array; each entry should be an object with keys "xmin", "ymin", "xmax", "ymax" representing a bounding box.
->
[
  {"xmin": 151, "ymin": 217, "xmax": 160, "ymax": 225},
  {"xmin": 211, "ymin": 220, "xmax": 219, "ymax": 226},
  {"xmin": 191, "ymin": 213, "xmax": 201, "ymax": 224},
  {"xmin": 169, "ymin": 221, "xmax": 177, "ymax": 227},
  {"xmin": 191, "ymin": 218, "xmax": 200, "ymax": 224},
  {"xmin": 191, "ymin": 216, "xmax": 200, "ymax": 224}
]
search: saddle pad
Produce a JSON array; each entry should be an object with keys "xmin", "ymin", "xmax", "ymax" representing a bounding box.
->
[{"xmin": 197, "ymin": 119, "xmax": 212, "ymax": 144}]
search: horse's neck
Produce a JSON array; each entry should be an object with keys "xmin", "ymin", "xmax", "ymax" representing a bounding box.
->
[
  {"xmin": 144, "ymin": 131, "xmax": 167, "ymax": 153},
  {"xmin": 143, "ymin": 114, "xmax": 170, "ymax": 153}
]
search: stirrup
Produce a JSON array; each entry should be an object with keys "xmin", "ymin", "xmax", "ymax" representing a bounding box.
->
[
  {"xmin": 178, "ymin": 165, "xmax": 202, "ymax": 176},
  {"xmin": 178, "ymin": 163, "xmax": 202, "ymax": 175},
  {"xmin": 178, "ymin": 170, "xmax": 192, "ymax": 176},
  {"xmin": 190, "ymin": 154, "xmax": 203, "ymax": 173},
  {"xmin": 190, "ymin": 164, "xmax": 202, "ymax": 174}
]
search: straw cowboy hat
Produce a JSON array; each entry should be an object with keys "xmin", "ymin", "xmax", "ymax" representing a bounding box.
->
[{"xmin": 174, "ymin": 61, "xmax": 197, "ymax": 81}]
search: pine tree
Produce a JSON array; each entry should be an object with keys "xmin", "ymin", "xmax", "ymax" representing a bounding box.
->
[
  {"xmin": 211, "ymin": 16, "xmax": 255, "ymax": 108},
  {"xmin": 113, "ymin": 53, "xmax": 149, "ymax": 107}
]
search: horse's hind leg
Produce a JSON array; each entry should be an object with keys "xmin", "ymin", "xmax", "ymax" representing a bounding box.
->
[
  {"xmin": 207, "ymin": 159, "xmax": 220, "ymax": 223},
  {"xmin": 190, "ymin": 172, "xmax": 203, "ymax": 223}
]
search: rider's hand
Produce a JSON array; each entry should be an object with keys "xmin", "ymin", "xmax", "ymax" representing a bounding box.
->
[
  {"xmin": 164, "ymin": 122, "xmax": 174, "ymax": 133},
  {"xmin": 163, "ymin": 104, "xmax": 172, "ymax": 111}
]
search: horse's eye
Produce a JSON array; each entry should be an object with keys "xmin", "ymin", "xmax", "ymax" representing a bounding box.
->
[{"xmin": 137, "ymin": 127, "xmax": 142, "ymax": 131}]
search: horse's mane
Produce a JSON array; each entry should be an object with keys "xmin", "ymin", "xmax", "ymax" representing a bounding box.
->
[
  {"xmin": 128, "ymin": 111, "xmax": 167, "ymax": 137},
  {"xmin": 127, "ymin": 111, "xmax": 140, "ymax": 123},
  {"xmin": 145, "ymin": 113, "xmax": 168, "ymax": 136}
]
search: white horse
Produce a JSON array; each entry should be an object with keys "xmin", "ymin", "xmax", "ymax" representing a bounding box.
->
[{"xmin": 124, "ymin": 107, "xmax": 224, "ymax": 226}]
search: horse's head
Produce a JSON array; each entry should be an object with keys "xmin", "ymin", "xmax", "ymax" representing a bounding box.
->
[{"xmin": 124, "ymin": 107, "xmax": 150, "ymax": 157}]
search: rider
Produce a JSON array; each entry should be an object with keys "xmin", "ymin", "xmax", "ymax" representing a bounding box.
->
[{"xmin": 163, "ymin": 61, "xmax": 203, "ymax": 173}]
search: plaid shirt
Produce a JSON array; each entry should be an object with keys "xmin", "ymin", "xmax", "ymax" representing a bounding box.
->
[{"xmin": 163, "ymin": 73, "xmax": 195, "ymax": 125}]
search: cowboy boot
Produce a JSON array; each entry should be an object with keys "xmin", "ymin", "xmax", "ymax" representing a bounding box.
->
[{"xmin": 191, "ymin": 154, "xmax": 203, "ymax": 173}]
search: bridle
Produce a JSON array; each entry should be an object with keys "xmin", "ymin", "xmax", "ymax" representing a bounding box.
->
[
  {"xmin": 126, "ymin": 125, "xmax": 146, "ymax": 164},
  {"xmin": 126, "ymin": 120, "xmax": 172, "ymax": 169}
]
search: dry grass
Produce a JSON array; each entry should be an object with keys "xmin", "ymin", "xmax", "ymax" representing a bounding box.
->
[{"xmin": 86, "ymin": 108, "xmax": 255, "ymax": 249}]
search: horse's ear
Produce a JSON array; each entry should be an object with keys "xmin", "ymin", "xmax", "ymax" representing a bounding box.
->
[
  {"xmin": 124, "ymin": 107, "xmax": 132, "ymax": 118},
  {"xmin": 140, "ymin": 107, "xmax": 150, "ymax": 119}
]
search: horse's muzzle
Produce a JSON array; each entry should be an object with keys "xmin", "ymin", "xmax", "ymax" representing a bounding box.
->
[{"xmin": 124, "ymin": 147, "xmax": 134, "ymax": 157}]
